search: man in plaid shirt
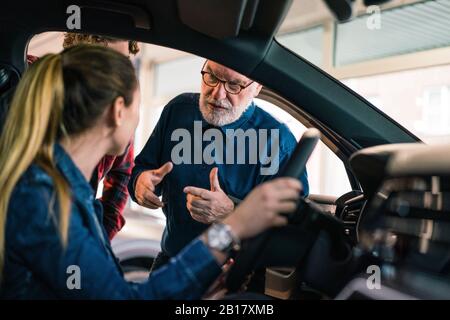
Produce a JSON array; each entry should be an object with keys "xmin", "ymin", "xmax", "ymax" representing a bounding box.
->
[
  {"xmin": 61, "ymin": 33, "xmax": 140, "ymax": 240},
  {"xmin": 90, "ymin": 141, "xmax": 134, "ymax": 239}
]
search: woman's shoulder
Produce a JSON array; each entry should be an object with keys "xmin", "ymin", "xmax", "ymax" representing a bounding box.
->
[
  {"xmin": 5, "ymin": 164, "xmax": 60, "ymax": 246},
  {"xmin": 17, "ymin": 163, "xmax": 55, "ymax": 188},
  {"xmin": 10, "ymin": 163, "xmax": 56, "ymax": 211}
]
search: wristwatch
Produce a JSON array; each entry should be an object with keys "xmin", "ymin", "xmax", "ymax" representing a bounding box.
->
[{"xmin": 206, "ymin": 222, "xmax": 241, "ymax": 254}]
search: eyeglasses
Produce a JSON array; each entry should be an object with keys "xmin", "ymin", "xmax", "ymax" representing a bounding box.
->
[{"xmin": 200, "ymin": 70, "xmax": 254, "ymax": 95}]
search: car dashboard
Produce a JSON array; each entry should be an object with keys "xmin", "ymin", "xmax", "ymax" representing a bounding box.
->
[
  {"xmin": 338, "ymin": 143, "xmax": 450, "ymax": 299},
  {"xmin": 262, "ymin": 142, "xmax": 450, "ymax": 300}
]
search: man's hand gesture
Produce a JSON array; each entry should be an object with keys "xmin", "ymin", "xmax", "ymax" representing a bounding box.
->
[{"xmin": 184, "ymin": 167, "xmax": 234, "ymax": 224}]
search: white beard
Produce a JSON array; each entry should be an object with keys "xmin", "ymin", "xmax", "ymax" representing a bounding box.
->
[{"xmin": 199, "ymin": 96, "xmax": 249, "ymax": 126}]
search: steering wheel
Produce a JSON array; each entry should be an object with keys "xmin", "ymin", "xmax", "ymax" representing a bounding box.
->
[
  {"xmin": 225, "ymin": 129, "xmax": 323, "ymax": 292},
  {"xmin": 225, "ymin": 201, "xmax": 320, "ymax": 292}
]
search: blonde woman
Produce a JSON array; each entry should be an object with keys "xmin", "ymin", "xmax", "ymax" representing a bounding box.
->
[{"xmin": 0, "ymin": 45, "xmax": 301, "ymax": 299}]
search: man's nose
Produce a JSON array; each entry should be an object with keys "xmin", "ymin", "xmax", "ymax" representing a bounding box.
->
[{"xmin": 211, "ymin": 82, "xmax": 227, "ymax": 100}]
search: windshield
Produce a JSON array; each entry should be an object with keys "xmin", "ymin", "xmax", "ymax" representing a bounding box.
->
[{"xmin": 277, "ymin": 0, "xmax": 450, "ymax": 144}]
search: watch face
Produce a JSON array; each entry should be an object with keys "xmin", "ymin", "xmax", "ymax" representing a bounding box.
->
[{"xmin": 209, "ymin": 224, "xmax": 232, "ymax": 251}]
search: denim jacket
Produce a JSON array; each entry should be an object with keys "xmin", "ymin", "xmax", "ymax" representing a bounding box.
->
[{"xmin": 1, "ymin": 144, "xmax": 221, "ymax": 299}]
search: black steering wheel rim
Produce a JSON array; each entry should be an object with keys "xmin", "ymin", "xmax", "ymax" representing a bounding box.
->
[{"xmin": 225, "ymin": 129, "xmax": 322, "ymax": 292}]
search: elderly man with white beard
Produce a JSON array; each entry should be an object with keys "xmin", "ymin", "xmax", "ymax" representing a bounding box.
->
[{"xmin": 128, "ymin": 60, "xmax": 309, "ymax": 272}]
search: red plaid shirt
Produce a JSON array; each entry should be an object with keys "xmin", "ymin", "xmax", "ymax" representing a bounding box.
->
[
  {"xmin": 28, "ymin": 54, "xmax": 133, "ymax": 240},
  {"xmin": 90, "ymin": 142, "xmax": 134, "ymax": 240}
]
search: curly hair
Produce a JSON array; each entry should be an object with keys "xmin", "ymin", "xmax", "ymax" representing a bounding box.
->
[{"xmin": 63, "ymin": 33, "xmax": 140, "ymax": 55}]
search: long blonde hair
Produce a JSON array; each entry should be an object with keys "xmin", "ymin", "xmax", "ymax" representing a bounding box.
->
[{"xmin": 0, "ymin": 45, "xmax": 137, "ymax": 277}]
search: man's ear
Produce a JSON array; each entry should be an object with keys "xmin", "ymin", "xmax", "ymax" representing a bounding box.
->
[
  {"xmin": 253, "ymin": 83, "xmax": 263, "ymax": 97},
  {"xmin": 110, "ymin": 96, "xmax": 126, "ymax": 127}
]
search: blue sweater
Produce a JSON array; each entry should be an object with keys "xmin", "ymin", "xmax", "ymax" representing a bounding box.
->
[{"xmin": 129, "ymin": 93, "xmax": 309, "ymax": 257}]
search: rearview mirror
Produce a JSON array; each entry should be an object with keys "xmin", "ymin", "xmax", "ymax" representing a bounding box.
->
[{"xmin": 322, "ymin": 0, "xmax": 393, "ymax": 22}]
